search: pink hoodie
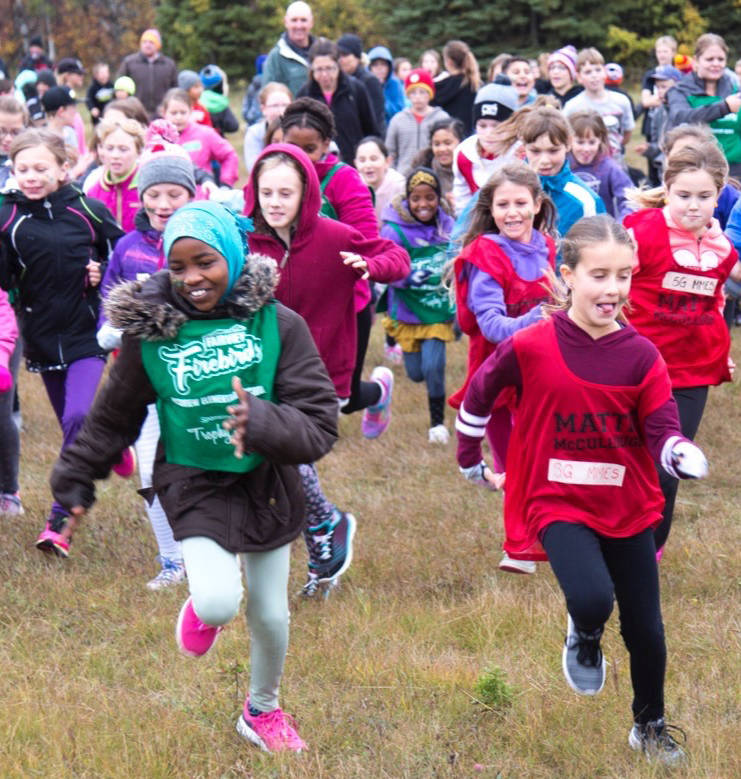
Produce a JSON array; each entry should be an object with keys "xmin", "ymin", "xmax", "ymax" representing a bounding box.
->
[
  {"xmin": 86, "ymin": 166, "xmax": 140, "ymax": 233},
  {"xmin": 177, "ymin": 122, "xmax": 239, "ymax": 186},
  {"xmin": 0, "ymin": 288, "xmax": 18, "ymax": 373}
]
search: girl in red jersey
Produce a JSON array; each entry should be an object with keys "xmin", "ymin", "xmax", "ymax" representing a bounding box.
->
[
  {"xmin": 624, "ymin": 141, "xmax": 741, "ymax": 555},
  {"xmin": 448, "ymin": 162, "xmax": 556, "ymax": 573},
  {"xmin": 455, "ymin": 215, "xmax": 707, "ymax": 764}
]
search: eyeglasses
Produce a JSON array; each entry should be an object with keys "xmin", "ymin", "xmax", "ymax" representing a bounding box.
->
[
  {"xmin": 0, "ymin": 127, "xmax": 24, "ymax": 138},
  {"xmin": 312, "ymin": 65, "xmax": 338, "ymax": 75}
]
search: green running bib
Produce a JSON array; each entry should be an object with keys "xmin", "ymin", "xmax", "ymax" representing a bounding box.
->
[{"xmin": 140, "ymin": 305, "xmax": 280, "ymax": 473}]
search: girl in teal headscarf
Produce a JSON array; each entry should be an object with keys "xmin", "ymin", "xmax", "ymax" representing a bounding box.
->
[{"xmin": 49, "ymin": 200, "xmax": 339, "ymax": 753}]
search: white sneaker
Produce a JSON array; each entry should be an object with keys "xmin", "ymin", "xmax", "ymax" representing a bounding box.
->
[
  {"xmin": 146, "ymin": 557, "xmax": 187, "ymax": 591},
  {"xmin": 428, "ymin": 424, "xmax": 449, "ymax": 444},
  {"xmin": 498, "ymin": 552, "xmax": 536, "ymax": 574}
]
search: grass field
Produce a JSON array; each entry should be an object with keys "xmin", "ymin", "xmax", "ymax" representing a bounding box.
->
[
  {"xmin": 2, "ymin": 91, "xmax": 740, "ymax": 776},
  {"xmin": 1, "ymin": 323, "xmax": 739, "ymax": 778}
]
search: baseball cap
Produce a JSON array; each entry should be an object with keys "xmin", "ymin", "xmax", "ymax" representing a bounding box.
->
[
  {"xmin": 650, "ymin": 64, "xmax": 682, "ymax": 82},
  {"xmin": 56, "ymin": 57, "xmax": 85, "ymax": 76},
  {"xmin": 41, "ymin": 86, "xmax": 77, "ymax": 112}
]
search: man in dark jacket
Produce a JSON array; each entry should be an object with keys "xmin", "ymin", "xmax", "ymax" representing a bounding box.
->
[
  {"xmin": 337, "ymin": 33, "xmax": 386, "ymax": 134},
  {"xmin": 116, "ymin": 29, "xmax": 177, "ymax": 119},
  {"xmin": 18, "ymin": 36, "xmax": 53, "ymax": 73}
]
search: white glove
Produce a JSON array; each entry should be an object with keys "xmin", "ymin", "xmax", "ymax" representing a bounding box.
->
[
  {"xmin": 663, "ymin": 438, "xmax": 708, "ymax": 479},
  {"xmin": 459, "ymin": 461, "xmax": 505, "ymax": 490},
  {"xmin": 97, "ymin": 322, "xmax": 123, "ymax": 351}
]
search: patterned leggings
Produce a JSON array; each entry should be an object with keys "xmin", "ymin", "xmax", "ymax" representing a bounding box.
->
[{"xmin": 298, "ymin": 463, "xmax": 336, "ymax": 527}]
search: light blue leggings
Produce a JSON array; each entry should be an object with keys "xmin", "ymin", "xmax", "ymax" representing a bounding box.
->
[{"xmin": 181, "ymin": 536, "xmax": 291, "ymax": 712}]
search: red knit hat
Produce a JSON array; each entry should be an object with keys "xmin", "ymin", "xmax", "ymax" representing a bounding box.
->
[{"xmin": 404, "ymin": 68, "xmax": 435, "ymax": 98}]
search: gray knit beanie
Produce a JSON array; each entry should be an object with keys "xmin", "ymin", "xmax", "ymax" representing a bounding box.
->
[
  {"xmin": 138, "ymin": 153, "xmax": 197, "ymax": 196},
  {"xmin": 177, "ymin": 69, "xmax": 201, "ymax": 91}
]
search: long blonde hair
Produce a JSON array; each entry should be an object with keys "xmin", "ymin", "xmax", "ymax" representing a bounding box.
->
[{"xmin": 627, "ymin": 141, "xmax": 728, "ymax": 210}]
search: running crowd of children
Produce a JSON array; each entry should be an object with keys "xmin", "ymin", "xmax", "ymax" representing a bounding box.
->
[{"xmin": 1, "ymin": 11, "xmax": 740, "ymax": 763}]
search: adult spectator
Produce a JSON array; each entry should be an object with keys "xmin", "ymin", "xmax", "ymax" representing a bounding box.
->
[
  {"xmin": 431, "ymin": 40, "xmax": 481, "ymax": 136},
  {"xmin": 297, "ymin": 38, "xmax": 379, "ymax": 162},
  {"xmin": 18, "ymin": 37, "xmax": 53, "ymax": 73},
  {"xmin": 337, "ymin": 34, "xmax": 386, "ymax": 133},
  {"xmin": 666, "ymin": 33, "xmax": 741, "ymax": 176},
  {"xmin": 262, "ymin": 1, "xmax": 316, "ymax": 98},
  {"xmin": 117, "ymin": 29, "xmax": 177, "ymax": 119}
]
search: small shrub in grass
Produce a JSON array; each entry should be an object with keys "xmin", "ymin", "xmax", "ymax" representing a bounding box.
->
[{"xmin": 474, "ymin": 666, "xmax": 514, "ymax": 710}]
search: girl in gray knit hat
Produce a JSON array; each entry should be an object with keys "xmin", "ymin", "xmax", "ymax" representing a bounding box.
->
[{"xmin": 96, "ymin": 128, "xmax": 197, "ymax": 590}]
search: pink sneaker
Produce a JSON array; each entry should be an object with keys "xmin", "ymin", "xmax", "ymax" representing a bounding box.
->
[
  {"xmin": 236, "ymin": 698, "xmax": 306, "ymax": 753},
  {"xmin": 175, "ymin": 596, "xmax": 223, "ymax": 657},
  {"xmin": 0, "ymin": 492, "xmax": 24, "ymax": 516},
  {"xmin": 361, "ymin": 366, "xmax": 393, "ymax": 439},
  {"xmin": 112, "ymin": 446, "xmax": 137, "ymax": 479},
  {"xmin": 35, "ymin": 515, "xmax": 71, "ymax": 558},
  {"xmin": 383, "ymin": 342, "xmax": 403, "ymax": 366}
]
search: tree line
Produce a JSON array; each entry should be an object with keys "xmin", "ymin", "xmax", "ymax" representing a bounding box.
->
[{"xmin": 2, "ymin": 0, "xmax": 741, "ymax": 83}]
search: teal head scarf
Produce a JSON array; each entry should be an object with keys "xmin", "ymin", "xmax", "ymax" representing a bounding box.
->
[{"xmin": 163, "ymin": 201, "xmax": 253, "ymax": 301}]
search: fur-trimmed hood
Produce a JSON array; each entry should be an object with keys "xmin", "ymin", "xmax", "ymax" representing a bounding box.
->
[{"xmin": 105, "ymin": 252, "xmax": 279, "ymax": 341}]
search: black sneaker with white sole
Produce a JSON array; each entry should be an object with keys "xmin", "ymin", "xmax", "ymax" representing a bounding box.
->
[
  {"xmin": 629, "ymin": 718, "xmax": 687, "ymax": 765},
  {"xmin": 562, "ymin": 613, "xmax": 606, "ymax": 695}
]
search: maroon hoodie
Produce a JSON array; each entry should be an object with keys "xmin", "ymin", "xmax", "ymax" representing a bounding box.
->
[{"xmin": 244, "ymin": 143, "xmax": 410, "ymax": 397}]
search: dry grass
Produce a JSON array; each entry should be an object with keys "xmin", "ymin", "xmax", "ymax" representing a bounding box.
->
[{"xmin": 1, "ymin": 325, "xmax": 739, "ymax": 778}]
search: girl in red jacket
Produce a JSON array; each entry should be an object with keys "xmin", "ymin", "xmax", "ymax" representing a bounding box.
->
[
  {"xmin": 244, "ymin": 142, "xmax": 409, "ymax": 596},
  {"xmin": 456, "ymin": 215, "xmax": 706, "ymax": 765},
  {"xmin": 449, "ymin": 162, "xmax": 556, "ymax": 573},
  {"xmin": 624, "ymin": 141, "xmax": 741, "ymax": 555}
]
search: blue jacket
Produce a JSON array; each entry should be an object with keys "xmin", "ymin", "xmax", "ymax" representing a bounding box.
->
[{"xmin": 539, "ymin": 161, "xmax": 605, "ymax": 238}]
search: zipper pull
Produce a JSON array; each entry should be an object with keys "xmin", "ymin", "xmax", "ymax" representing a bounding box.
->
[
  {"xmin": 280, "ymin": 248, "xmax": 289, "ymax": 268},
  {"xmin": 43, "ymin": 200, "xmax": 53, "ymax": 219}
]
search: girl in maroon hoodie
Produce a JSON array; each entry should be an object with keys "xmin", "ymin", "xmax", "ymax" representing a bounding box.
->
[{"xmin": 244, "ymin": 142, "xmax": 409, "ymax": 595}]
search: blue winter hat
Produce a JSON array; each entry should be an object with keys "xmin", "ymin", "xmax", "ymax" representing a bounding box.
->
[
  {"xmin": 199, "ymin": 64, "xmax": 224, "ymax": 89},
  {"xmin": 367, "ymin": 45, "xmax": 393, "ymax": 65},
  {"xmin": 164, "ymin": 201, "xmax": 254, "ymax": 302}
]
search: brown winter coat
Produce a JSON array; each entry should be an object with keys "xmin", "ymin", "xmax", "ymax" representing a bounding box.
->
[
  {"xmin": 116, "ymin": 52, "xmax": 178, "ymax": 117},
  {"xmin": 50, "ymin": 256, "xmax": 339, "ymax": 552}
]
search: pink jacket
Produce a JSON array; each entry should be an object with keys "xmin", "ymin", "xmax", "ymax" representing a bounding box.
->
[
  {"xmin": 177, "ymin": 122, "xmax": 239, "ymax": 186},
  {"xmin": 87, "ymin": 166, "xmax": 141, "ymax": 233},
  {"xmin": 0, "ymin": 288, "xmax": 18, "ymax": 372}
]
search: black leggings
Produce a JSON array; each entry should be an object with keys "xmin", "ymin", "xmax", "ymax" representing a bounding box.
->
[
  {"xmin": 654, "ymin": 386, "xmax": 708, "ymax": 550},
  {"xmin": 542, "ymin": 522, "xmax": 665, "ymax": 723},
  {"xmin": 341, "ymin": 302, "xmax": 382, "ymax": 414}
]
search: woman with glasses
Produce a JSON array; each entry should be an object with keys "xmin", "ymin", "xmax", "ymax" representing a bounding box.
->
[{"xmin": 296, "ymin": 37, "xmax": 379, "ymax": 162}]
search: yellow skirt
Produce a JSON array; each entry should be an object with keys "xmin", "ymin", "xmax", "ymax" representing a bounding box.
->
[{"xmin": 383, "ymin": 316, "xmax": 455, "ymax": 353}]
